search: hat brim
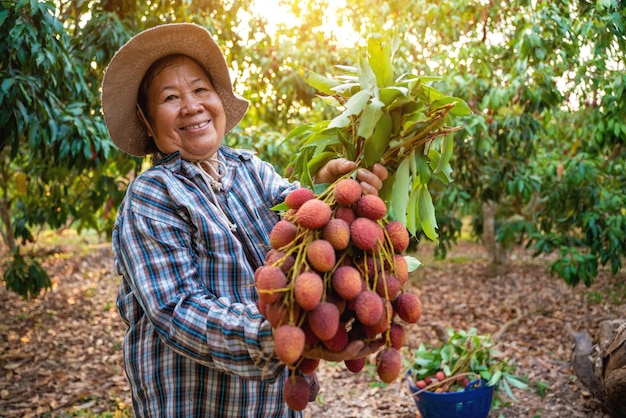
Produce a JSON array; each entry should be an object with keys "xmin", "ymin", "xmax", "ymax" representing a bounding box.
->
[{"xmin": 102, "ymin": 23, "xmax": 249, "ymax": 157}]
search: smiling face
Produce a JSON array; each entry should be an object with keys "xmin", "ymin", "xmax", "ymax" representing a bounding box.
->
[{"xmin": 142, "ymin": 56, "xmax": 227, "ymax": 161}]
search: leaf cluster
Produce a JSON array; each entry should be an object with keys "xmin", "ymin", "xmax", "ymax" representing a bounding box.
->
[
  {"xmin": 409, "ymin": 328, "xmax": 530, "ymax": 407},
  {"xmin": 282, "ymin": 32, "xmax": 470, "ymax": 242}
]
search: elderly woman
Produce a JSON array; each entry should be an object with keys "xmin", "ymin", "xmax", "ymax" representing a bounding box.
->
[{"xmin": 101, "ymin": 23, "xmax": 386, "ymax": 417}]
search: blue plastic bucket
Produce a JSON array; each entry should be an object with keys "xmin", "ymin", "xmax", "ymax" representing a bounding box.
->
[{"xmin": 406, "ymin": 371, "xmax": 494, "ymax": 418}]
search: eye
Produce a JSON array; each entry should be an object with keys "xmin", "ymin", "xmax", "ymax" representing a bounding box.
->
[{"xmin": 164, "ymin": 95, "xmax": 177, "ymax": 102}]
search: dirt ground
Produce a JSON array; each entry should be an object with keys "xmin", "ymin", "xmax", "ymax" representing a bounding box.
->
[{"xmin": 0, "ymin": 239, "xmax": 623, "ymax": 417}]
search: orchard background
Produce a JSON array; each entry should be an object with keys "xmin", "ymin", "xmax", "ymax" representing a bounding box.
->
[{"xmin": 0, "ymin": 0, "xmax": 624, "ymax": 416}]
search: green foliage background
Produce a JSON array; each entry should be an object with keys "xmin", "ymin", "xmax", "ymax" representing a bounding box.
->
[{"xmin": 1, "ymin": 0, "xmax": 624, "ymax": 298}]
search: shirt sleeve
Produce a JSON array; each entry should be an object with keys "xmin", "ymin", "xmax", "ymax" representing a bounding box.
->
[{"xmin": 115, "ymin": 180, "xmax": 285, "ymax": 382}]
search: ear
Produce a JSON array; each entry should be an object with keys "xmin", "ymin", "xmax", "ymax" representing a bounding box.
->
[{"xmin": 136, "ymin": 104, "xmax": 155, "ymax": 138}]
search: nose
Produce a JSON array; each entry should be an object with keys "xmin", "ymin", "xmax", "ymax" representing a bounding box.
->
[{"xmin": 181, "ymin": 95, "xmax": 204, "ymax": 115}]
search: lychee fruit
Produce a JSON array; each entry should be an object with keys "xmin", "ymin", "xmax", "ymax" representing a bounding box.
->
[
  {"xmin": 285, "ymin": 187, "xmax": 315, "ymax": 210},
  {"xmin": 389, "ymin": 322, "xmax": 406, "ymax": 350},
  {"xmin": 334, "ymin": 206, "xmax": 356, "ymax": 225},
  {"xmin": 385, "ymin": 220, "xmax": 410, "ymax": 252},
  {"xmin": 306, "ymin": 239, "xmax": 336, "ymax": 272},
  {"xmin": 334, "ymin": 178, "xmax": 362, "ymax": 206},
  {"xmin": 296, "ymin": 199, "xmax": 332, "ymax": 229},
  {"xmin": 366, "ymin": 299, "xmax": 392, "ymax": 335},
  {"xmin": 331, "ymin": 265, "xmax": 363, "ymax": 301},
  {"xmin": 354, "ymin": 290, "xmax": 384, "ymax": 326},
  {"xmin": 375, "ymin": 272, "xmax": 402, "ymax": 300},
  {"xmin": 322, "ymin": 324, "xmax": 349, "ymax": 352},
  {"xmin": 294, "ymin": 272, "xmax": 324, "ymax": 310},
  {"xmin": 265, "ymin": 299, "xmax": 301, "ymax": 328},
  {"xmin": 255, "ymin": 266, "xmax": 287, "ymax": 304},
  {"xmin": 274, "ymin": 324, "xmax": 305, "ymax": 365},
  {"xmin": 269, "ymin": 219, "xmax": 298, "ymax": 249},
  {"xmin": 321, "ymin": 218, "xmax": 350, "ymax": 250},
  {"xmin": 355, "ymin": 194, "xmax": 387, "ymax": 220},
  {"xmin": 298, "ymin": 357, "xmax": 320, "ymax": 374},
  {"xmin": 350, "ymin": 217, "xmax": 384, "ymax": 252},
  {"xmin": 393, "ymin": 292, "xmax": 422, "ymax": 324},
  {"xmin": 376, "ymin": 347, "xmax": 402, "ymax": 383},
  {"xmin": 344, "ymin": 357, "xmax": 366, "ymax": 373},
  {"xmin": 283, "ymin": 374, "xmax": 310, "ymax": 411},
  {"xmin": 265, "ymin": 249, "xmax": 296, "ymax": 273},
  {"xmin": 392, "ymin": 254, "xmax": 409, "ymax": 284},
  {"xmin": 307, "ymin": 302, "xmax": 340, "ymax": 341}
]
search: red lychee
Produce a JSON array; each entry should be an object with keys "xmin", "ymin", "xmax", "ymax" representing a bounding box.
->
[
  {"xmin": 306, "ymin": 239, "xmax": 336, "ymax": 272},
  {"xmin": 334, "ymin": 178, "xmax": 362, "ymax": 206},
  {"xmin": 354, "ymin": 290, "xmax": 384, "ymax": 326},
  {"xmin": 385, "ymin": 220, "xmax": 410, "ymax": 252},
  {"xmin": 334, "ymin": 206, "xmax": 356, "ymax": 225},
  {"xmin": 389, "ymin": 322, "xmax": 406, "ymax": 350},
  {"xmin": 265, "ymin": 249, "xmax": 296, "ymax": 273},
  {"xmin": 392, "ymin": 254, "xmax": 409, "ymax": 284},
  {"xmin": 331, "ymin": 265, "xmax": 363, "ymax": 301},
  {"xmin": 274, "ymin": 325, "xmax": 305, "ymax": 365},
  {"xmin": 355, "ymin": 194, "xmax": 387, "ymax": 220},
  {"xmin": 375, "ymin": 272, "xmax": 402, "ymax": 301},
  {"xmin": 393, "ymin": 292, "xmax": 422, "ymax": 324},
  {"xmin": 322, "ymin": 324, "xmax": 349, "ymax": 352},
  {"xmin": 298, "ymin": 357, "xmax": 320, "ymax": 374},
  {"xmin": 269, "ymin": 219, "xmax": 298, "ymax": 250},
  {"xmin": 307, "ymin": 302, "xmax": 340, "ymax": 341},
  {"xmin": 344, "ymin": 357, "xmax": 366, "ymax": 373},
  {"xmin": 350, "ymin": 217, "xmax": 384, "ymax": 252},
  {"xmin": 296, "ymin": 199, "xmax": 332, "ymax": 229},
  {"xmin": 283, "ymin": 375, "xmax": 310, "ymax": 411},
  {"xmin": 376, "ymin": 347, "xmax": 402, "ymax": 383},
  {"xmin": 321, "ymin": 218, "xmax": 350, "ymax": 250},
  {"xmin": 285, "ymin": 187, "xmax": 315, "ymax": 210},
  {"xmin": 255, "ymin": 266, "xmax": 287, "ymax": 304},
  {"xmin": 294, "ymin": 272, "xmax": 324, "ymax": 310}
]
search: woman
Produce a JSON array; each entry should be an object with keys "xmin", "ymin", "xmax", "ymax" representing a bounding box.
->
[{"xmin": 101, "ymin": 23, "xmax": 387, "ymax": 417}]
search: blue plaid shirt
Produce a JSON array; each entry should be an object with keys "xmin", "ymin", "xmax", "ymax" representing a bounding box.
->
[{"xmin": 113, "ymin": 147, "xmax": 300, "ymax": 417}]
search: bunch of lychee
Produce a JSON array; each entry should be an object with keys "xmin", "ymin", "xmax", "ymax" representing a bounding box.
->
[{"xmin": 255, "ymin": 177, "xmax": 423, "ymax": 411}]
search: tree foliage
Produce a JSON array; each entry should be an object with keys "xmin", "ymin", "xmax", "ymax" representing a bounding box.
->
[{"xmin": 1, "ymin": 0, "xmax": 624, "ymax": 299}]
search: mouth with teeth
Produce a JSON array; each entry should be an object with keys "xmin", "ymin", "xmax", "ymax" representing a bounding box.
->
[{"xmin": 181, "ymin": 120, "xmax": 210, "ymax": 130}]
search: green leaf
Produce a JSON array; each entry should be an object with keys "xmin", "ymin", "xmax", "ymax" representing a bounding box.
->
[
  {"xmin": 431, "ymin": 96, "xmax": 472, "ymax": 116},
  {"xmin": 298, "ymin": 66, "xmax": 342, "ymax": 95},
  {"xmin": 431, "ymin": 134, "xmax": 454, "ymax": 182},
  {"xmin": 488, "ymin": 369, "xmax": 502, "ymax": 386},
  {"xmin": 379, "ymin": 86, "xmax": 408, "ymax": 105},
  {"xmin": 391, "ymin": 156, "xmax": 411, "ymax": 226},
  {"xmin": 418, "ymin": 184, "xmax": 438, "ymax": 242},
  {"xmin": 362, "ymin": 111, "xmax": 391, "ymax": 167},
  {"xmin": 504, "ymin": 374, "xmax": 529, "ymax": 390},
  {"xmin": 328, "ymin": 89, "xmax": 371, "ymax": 129},
  {"xmin": 404, "ymin": 255, "xmax": 422, "ymax": 272},
  {"xmin": 357, "ymin": 98, "xmax": 384, "ymax": 140},
  {"xmin": 405, "ymin": 184, "xmax": 419, "ymax": 236},
  {"xmin": 307, "ymin": 151, "xmax": 336, "ymax": 177},
  {"xmin": 367, "ymin": 33, "xmax": 394, "ymax": 88},
  {"xmin": 358, "ymin": 53, "xmax": 378, "ymax": 93}
]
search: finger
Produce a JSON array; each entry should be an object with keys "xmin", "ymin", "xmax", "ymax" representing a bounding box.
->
[
  {"xmin": 356, "ymin": 168, "xmax": 383, "ymax": 194},
  {"xmin": 371, "ymin": 163, "xmax": 389, "ymax": 181}
]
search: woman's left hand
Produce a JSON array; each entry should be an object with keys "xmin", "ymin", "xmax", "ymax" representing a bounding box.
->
[{"xmin": 314, "ymin": 158, "xmax": 388, "ymax": 196}]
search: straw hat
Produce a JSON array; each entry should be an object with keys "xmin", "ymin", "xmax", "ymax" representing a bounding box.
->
[{"xmin": 101, "ymin": 23, "xmax": 249, "ymax": 156}]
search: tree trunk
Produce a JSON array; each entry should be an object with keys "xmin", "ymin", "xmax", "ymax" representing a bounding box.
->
[
  {"xmin": 0, "ymin": 162, "xmax": 16, "ymax": 251},
  {"xmin": 567, "ymin": 319, "xmax": 626, "ymax": 417},
  {"xmin": 481, "ymin": 200, "xmax": 508, "ymax": 276}
]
